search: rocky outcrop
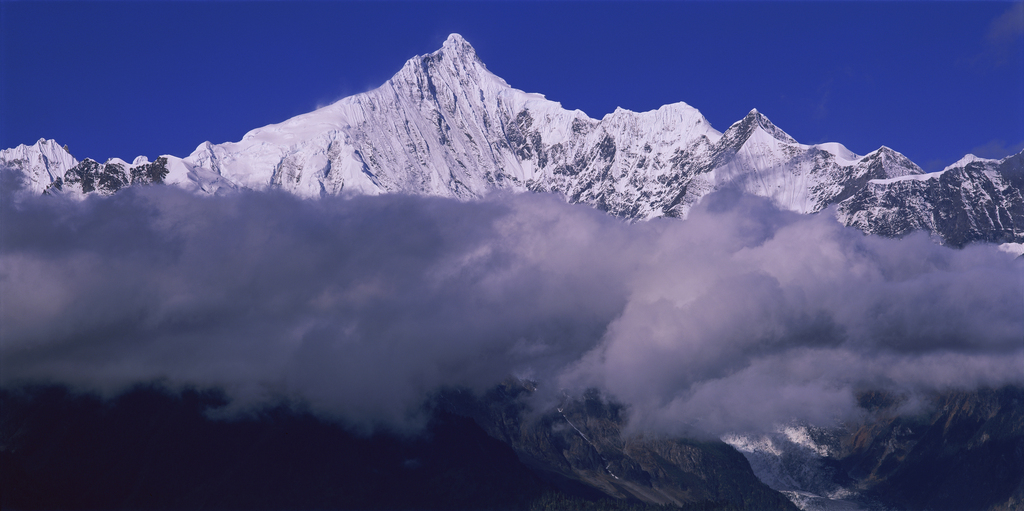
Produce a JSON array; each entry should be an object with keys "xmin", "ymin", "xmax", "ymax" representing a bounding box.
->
[{"xmin": 838, "ymin": 152, "xmax": 1024, "ymax": 247}]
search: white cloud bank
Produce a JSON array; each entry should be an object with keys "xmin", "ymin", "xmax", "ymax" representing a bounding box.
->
[{"xmin": 2, "ymin": 174, "xmax": 1021, "ymax": 435}]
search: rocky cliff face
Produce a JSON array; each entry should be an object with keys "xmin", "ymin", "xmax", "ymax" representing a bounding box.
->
[
  {"xmin": 437, "ymin": 381, "xmax": 798, "ymax": 510},
  {"xmin": 724, "ymin": 387, "xmax": 1024, "ymax": 511},
  {"xmin": 839, "ymin": 387, "xmax": 1024, "ymax": 511},
  {"xmin": 43, "ymin": 156, "xmax": 170, "ymax": 195},
  {"xmin": 838, "ymin": 152, "xmax": 1024, "ymax": 247},
  {"xmin": 438, "ymin": 380, "xmax": 1024, "ymax": 511}
]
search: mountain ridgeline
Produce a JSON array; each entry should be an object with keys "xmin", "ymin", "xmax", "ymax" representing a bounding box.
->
[{"xmin": 2, "ymin": 34, "xmax": 1022, "ymax": 247}]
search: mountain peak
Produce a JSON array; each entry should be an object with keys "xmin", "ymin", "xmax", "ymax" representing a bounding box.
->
[
  {"xmin": 443, "ymin": 33, "xmax": 469, "ymax": 48},
  {"xmin": 748, "ymin": 109, "xmax": 795, "ymax": 144},
  {"xmin": 400, "ymin": 32, "xmax": 490, "ymax": 83},
  {"xmin": 947, "ymin": 153, "xmax": 993, "ymax": 169},
  {"xmin": 437, "ymin": 33, "xmax": 478, "ymax": 60},
  {"xmin": 0, "ymin": 137, "xmax": 79, "ymax": 195},
  {"xmin": 862, "ymin": 146, "xmax": 924, "ymax": 178},
  {"xmin": 718, "ymin": 108, "xmax": 796, "ymax": 149},
  {"xmin": 379, "ymin": 33, "xmax": 501, "ymax": 114}
]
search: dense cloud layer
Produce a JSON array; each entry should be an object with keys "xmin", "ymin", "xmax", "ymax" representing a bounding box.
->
[{"xmin": 2, "ymin": 173, "xmax": 1022, "ymax": 434}]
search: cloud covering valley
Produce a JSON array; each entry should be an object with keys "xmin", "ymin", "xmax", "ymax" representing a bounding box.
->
[{"xmin": 2, "ymin": 173, "xmax": 1021, "ymax": 435}]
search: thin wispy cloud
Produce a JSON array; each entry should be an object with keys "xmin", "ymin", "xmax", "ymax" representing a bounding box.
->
[
  {"xmin": 988, "ymin": 2, "xmax": 1024, "ymax": 46},
  {"xmin": 970, "ymin": 139, "xmax": 1024, "ymax": 160}
]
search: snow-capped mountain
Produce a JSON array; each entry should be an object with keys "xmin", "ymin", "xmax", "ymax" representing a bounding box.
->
[
  {"xmin": 838, "ymin": 151, "xmax": 1024, "ymax": 247},
  {"xmin": 0, "ymin": 139, "xmax": 77, "ymax": 194},
  {"xmin": 0, "ymin": 144, "xmax": 236, "ymax": 197},
  {"xmin": 3, "ymin": 33, "xmax": 1022, "ymax": 247}
]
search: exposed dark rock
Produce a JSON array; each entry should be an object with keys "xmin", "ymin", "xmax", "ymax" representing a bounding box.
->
[
  {"xmin": 130, "ymin": 157, "xmax": 170, "ymax": 185},
  {"xmin": 837, "ymin": 386, "xmax": 1024, "ymax": 511},
  {"xmin": 838, "ymin": 155, "xmax": 1024, "ymax": 247},
  {"xmin": 436, "ymin": 381, "xmax": 798, "ymax": 510}
]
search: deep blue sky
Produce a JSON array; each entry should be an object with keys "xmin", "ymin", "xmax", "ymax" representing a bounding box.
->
[{"xmin": 2, "ymin": 1, "xmax": 1022, "ymax": 172}]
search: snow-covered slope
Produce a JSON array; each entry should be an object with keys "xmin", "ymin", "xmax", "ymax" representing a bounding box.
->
[
  {"xmin": 724, "ymin": 428, "xmax": 867, "ymax": 511},
  {"xmin": 0, "ymin": 139, "xmax": 79, "ymax": 195},
  {"xmin": 702, "ymin": 112, "xmax": 920, "ymax": 215},
  {"xmin": 2, "ymin": 34, "xmax": 1021, "ymax": 246},
  {"xmin": 172, "ymin": 34, "xmax": 928, "ymax": 221}
]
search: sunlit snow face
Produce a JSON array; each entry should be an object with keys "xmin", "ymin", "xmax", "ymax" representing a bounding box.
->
[{"xmin": 2, "ymin": 173, "xmax": 1022, "ymax": 435}]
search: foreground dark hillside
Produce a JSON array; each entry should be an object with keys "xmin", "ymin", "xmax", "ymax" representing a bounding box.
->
[
  {"xmin": 0, "ymin": 385, "xmax": 545, "ymax": 510},
  {"xmin": 4, "ymin": 382, "xmax": 1023, "ymax": 511},
  {"xmin": 0, "ymin": 385, "xmax": 795, "ymax": 511},
  {"xmin": 840, "ymin": 386, "xmax": 1024, "ymax": 511}
]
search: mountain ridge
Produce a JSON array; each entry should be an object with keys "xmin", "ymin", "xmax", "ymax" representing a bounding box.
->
[{"xmin": 2, "ymin": 33, "xmax": 1022, "ymax": 248}]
